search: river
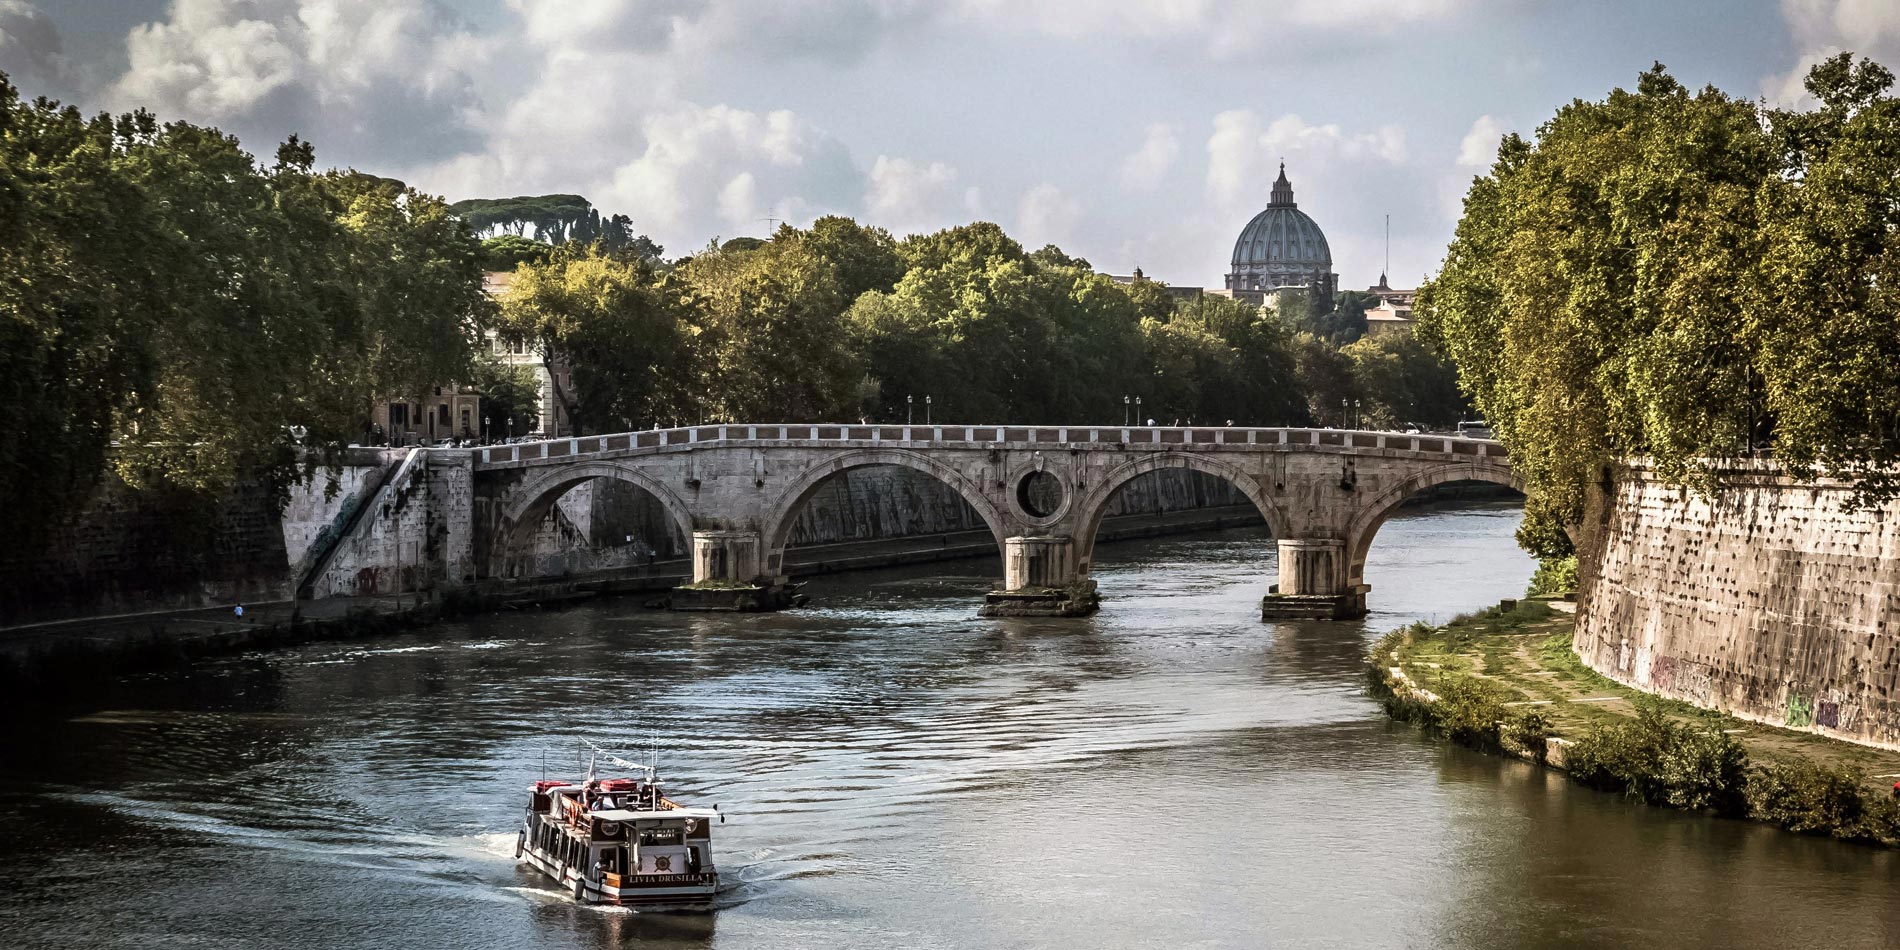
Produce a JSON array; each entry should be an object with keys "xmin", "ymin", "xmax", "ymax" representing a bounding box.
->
[{"xmin": 2, "ymin": 501, "xmax": 1895, "ymax": 949}]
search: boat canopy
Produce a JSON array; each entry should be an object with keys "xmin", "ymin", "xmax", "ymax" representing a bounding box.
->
[{"xmin": 589, "ymin": 807, "xmax": 718, "ymax": 822}]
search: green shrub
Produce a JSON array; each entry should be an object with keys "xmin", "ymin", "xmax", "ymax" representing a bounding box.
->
[
  {"xmin": 1434, "ymin": 673, "xmax": 1511, "ymax": 751},
  {"xmin": 1746, "ymin": 760, "xmax": 1870, "ymax": 836},
  {"xmin": 1526, "ymin": 555, "xmax": 1579, "ymax": 597},
  {"xmin": 1656, "ymin": 726, "xmax": 1748, "ymax": 813},
  {"xmin": 1503, "ymin": 709, "xmax": 1552, "ymax": 761},
  {"xmin": 1562, "ymin": 702, "xmax": 1748, "ymax": 815}
]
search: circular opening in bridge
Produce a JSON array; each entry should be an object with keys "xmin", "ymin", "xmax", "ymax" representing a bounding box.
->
[{"xmin": 1016, "ymin": 470, "xmax": 1063, "ymax": 518}]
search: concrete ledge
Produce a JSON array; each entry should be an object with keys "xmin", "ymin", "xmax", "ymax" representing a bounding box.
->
[{"xmin": 1260, "ymin": 592, "xmax": 1366, "ymax": 621}]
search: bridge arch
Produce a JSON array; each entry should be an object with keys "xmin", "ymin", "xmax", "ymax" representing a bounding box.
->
[
  {"xmin": 496, "ymin": 460, "xmax": 697, "ymax": 577},
  {"xmin": 1344, "ymin": 461, "xmax": 1525, "ymax": 588},
  {"xmin": 1070, "ymin": 453, "xmax": 1290, "ymax": 574},
  {"xmin": 760, "ymin": 447, "xmax": 1010, "ymax": 577}
]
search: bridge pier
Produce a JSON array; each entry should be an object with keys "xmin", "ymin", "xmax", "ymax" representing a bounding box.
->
[
  {"xmin": 1261, "ymin": 538, "xmax": 1367, "ymax": 620},
  {"xmin": 672, "ymin": 530, "xmax": 802, "ymax": 612},
  {"xmin": 980, "ymin": 535, "xmax": 1100, "ymax": 617},
  {"xmin": 691, "ymin": 530, "xmax": 762, "ymax": 586}
]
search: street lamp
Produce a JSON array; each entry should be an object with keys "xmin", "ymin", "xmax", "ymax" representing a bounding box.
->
[
  {"xmin": 1135, "ymin": 395, "xmax": 1143, "ymax": 425},
  {"xmin": 506, "ymin": 418, "xmax": 514, "ymax": 441},
  {"xmin": 925, "ymin": 395, "xmax": 932, "ymax": 425},
  {"xmin": 1124, "ymin": 395, "xmax": 1130, "ymax": 427},
  {"xmin": 1353, "ymin": 399, "xmax": 1361, "ymax": 430},
  {"xmin": 1341, "ymin": 398, "xmax": 1348, "ymax": 429},
  {"xmin": 907, "ymin": 394, "xmax": 914, "ymax": 426},
  {"xmin": 483, "ymin": 415, "xmax": 491, "ymax": 444}
]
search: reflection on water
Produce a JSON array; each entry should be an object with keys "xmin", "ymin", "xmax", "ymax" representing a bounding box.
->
[{"xmin": 1, "ymin": 502, "xmax": 1895, "ymax": 949}]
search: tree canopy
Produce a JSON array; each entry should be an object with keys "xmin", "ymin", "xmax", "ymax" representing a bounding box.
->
[
  {"xmin": 1420, "ymin": 54, "xmax": 1900, "ymax": 555},
  {"xmin": 0, "ymin": 72, "xmax": 489, "ymax": 563}
]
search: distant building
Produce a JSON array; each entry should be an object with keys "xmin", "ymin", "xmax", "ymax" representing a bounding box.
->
[
  {"xmin": 1363, "ymin": 297, "xmax": 1416, "ymax": 338},
  {"xmin": 1364, "ymin": 273, "xmax": 1417, "ymax": 308},
  {"xmin": 1225, "ymin": 164, "xmax": 1338, "ymax": 312},
  {"xmin": 1105, "ymin": 268, "xmax": 1205, "ymax": 301},
  {"xmin": 369, "ymin": 385, "xmax": 484, "ymax": 445}
]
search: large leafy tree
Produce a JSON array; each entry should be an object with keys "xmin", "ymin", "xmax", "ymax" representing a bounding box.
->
[
  {"xmin": 849, "ymin": 223, "xmax": 1149, "ymax": 424},
  {"xmin": 674, "ymin": 237, "xmax": 862, "ymax": 422},
  {"xmin": 1341, "ymin": 333, "xmax": 1466, "ymax": 429},
  {"xmin": 0, "ymin": 80, "xmax": 163, "ymax": 556},
  {"xmin": 1754, "ymin": 55, "xmax": 1900, "ymax": 498},
  {"xmin": 1, "ymin": 73, "xmax": 492, "ymax": 597},
  {"xmin": 1420, "ymin": 63, "xmax": 1776, "ymax": 555},
  {"xmin": 497, "ymin": 244, "xmax": 690, "ymax": 433}
]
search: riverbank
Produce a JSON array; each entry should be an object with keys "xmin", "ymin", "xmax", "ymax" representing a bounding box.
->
[{"xmin": 1369, "ymin": 601, "xmax": 1900, "ymax": 847}]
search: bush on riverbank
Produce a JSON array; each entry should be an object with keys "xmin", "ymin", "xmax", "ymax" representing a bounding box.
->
[
  {"xmin": 1562, "ymin": 702, "xmax": 1748, "ymax": 815},
  {"xmin": 1747, "ymin": 760, "xmax": 1900, "ymax": 845}
]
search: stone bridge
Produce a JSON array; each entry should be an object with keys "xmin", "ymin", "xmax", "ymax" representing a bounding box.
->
[{"xmin": 465, "ymin": 424, "xmax": 1517, "ymax": 618}]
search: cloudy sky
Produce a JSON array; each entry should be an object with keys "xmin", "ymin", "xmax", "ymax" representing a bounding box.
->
[{"xmin": 3, "ymin": 1, "xmax": 1894, "ymax": 288}]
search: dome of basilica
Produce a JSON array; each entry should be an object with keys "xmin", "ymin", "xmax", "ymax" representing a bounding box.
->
[{"xmin": 1225, "ymin": 164, "xmax": 1338, "ymax": 310}]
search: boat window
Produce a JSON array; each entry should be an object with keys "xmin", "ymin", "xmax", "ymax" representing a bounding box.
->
[{"xmin": 639, "ymin": 827, "xmax": 683, "ymax": 846}]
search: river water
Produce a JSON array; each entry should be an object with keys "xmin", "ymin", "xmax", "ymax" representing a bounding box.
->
[{"xmin": 2, "ymin": 502, "xmax": 1896, "ymax": 949}]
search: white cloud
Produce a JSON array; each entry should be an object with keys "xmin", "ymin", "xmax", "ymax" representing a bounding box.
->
[
  {"xmin": 950, "ymin": 0, "xmax": 1469, "ymax": 54},
  {"xmin": 1119, "ymin": 123, "xmax": 1180, "ymax": 191},
  {"xmin": 1765, "ymin": 0, "xmax": 1900, "ymax": 105},
  {"xmin": 1456, "ymin": 114, "xmax": 1506, "ymax": 168},
  {"xmin": 1016, "ymin": 182, "xmax": 1082, "ymax": 248},
  {"xmin": 110, "ymin": 0, "xmax": 489, "ymax": 165},
  {"xmin": 513, "ymin": 0, "xmax": 1473, "ymax": 68},
  {"xmin": 603, "ymin": 103, "xmax": 861, "ymax": 242},
  {"xmin": 865, "ymin": 155, "xmax": 961, "ymax": 234},
  {"xmin": 1207, "ymin": 110, "xmax": 1405, "ymax": 205},
  {"xmin": 508, "ymin": 0, "xmax": 932, "ymax": 64},
  {"xmin": 0, "ymin": 1, "xmax": 67, "ymax": 88}
]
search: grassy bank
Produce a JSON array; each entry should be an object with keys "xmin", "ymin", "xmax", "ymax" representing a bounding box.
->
[{"xmin": 1368, "ymin": 600, "xmax": 1900, "ymax": 847}]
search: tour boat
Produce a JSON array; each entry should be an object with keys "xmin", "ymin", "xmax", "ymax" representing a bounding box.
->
[{"xmin": 516, "ymin": 758, "xmax": 721, "ymax": 908}]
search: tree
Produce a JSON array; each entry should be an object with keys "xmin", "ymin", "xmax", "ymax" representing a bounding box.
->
[
  {"xmin": 1754, "ymin": 54, "xmax": 1900, "ymax": 499},
  {"xmin": 791, "ymin": 216, "xmax": 903, "ymax": 301},
  {"xmin": 481, "ymin": 234, "xmax": 554, "ymax": 270},
  {"xmin": 1341, "ymin": 333, "xmax": 1467, "ymax": 429},
  {"xmin": 470, "ymin": 359, "xmax": 540, "ymax": 436},
  {"xmin": 496, "ymin": 244, "xmax": 690, "ymax": 433},
  {"xmin": 450, "ymin": 194, "xmax": 660, "ymax": 257},
  {"xmin": 1419, "ymin": 62, "xmax": 1776, "ymax": 554},
  {"xmin": 0, "ymin": 78, "xmax": 163, "ymax": 558},
  {"xmin": 1290, "ymin": 332, "xmax": 1358, "ymax": 427},
  {"xmin": 850, "ymin": 224, "xmax": 1148, "ymax": 424},
  {"xmin": 1280, "ymin": 288, "xmax": 1376, "ymax": 345},
  {"xmin": 675, "ymin": 237, "xmax": 861, "ymax": 422}
]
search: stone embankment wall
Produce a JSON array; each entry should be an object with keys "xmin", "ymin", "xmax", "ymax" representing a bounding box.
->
[
  {"xmin": 1574, "ymin": 463, "xmax": 1900, "ymax": 750},
  {"xmin": 0, "ymin": 475, "xmax": 295, "ymax": 624}
]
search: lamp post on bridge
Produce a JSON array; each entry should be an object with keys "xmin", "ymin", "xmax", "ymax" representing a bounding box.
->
[
  {"xmin": 1135, "ymin": 395, "xmax": 1142, "ymax": 425},
  {"xmin": 483, "ymin": 415, "xmax": 491, "ymax": 444},
  {"xmin": 925, "ymin": 395, "xmax": 932, "ymax": 426},
  {"xmin": 1353, "ymin": 400, "xmax": 1361, "ymax": 430},
  {"xmin": 1124, "ymin": 395, "xmax": 1130, "ymax": 427},
  {"xmin": 907, "ymin": 394, "xmax": 914, "ymax": 426}
]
